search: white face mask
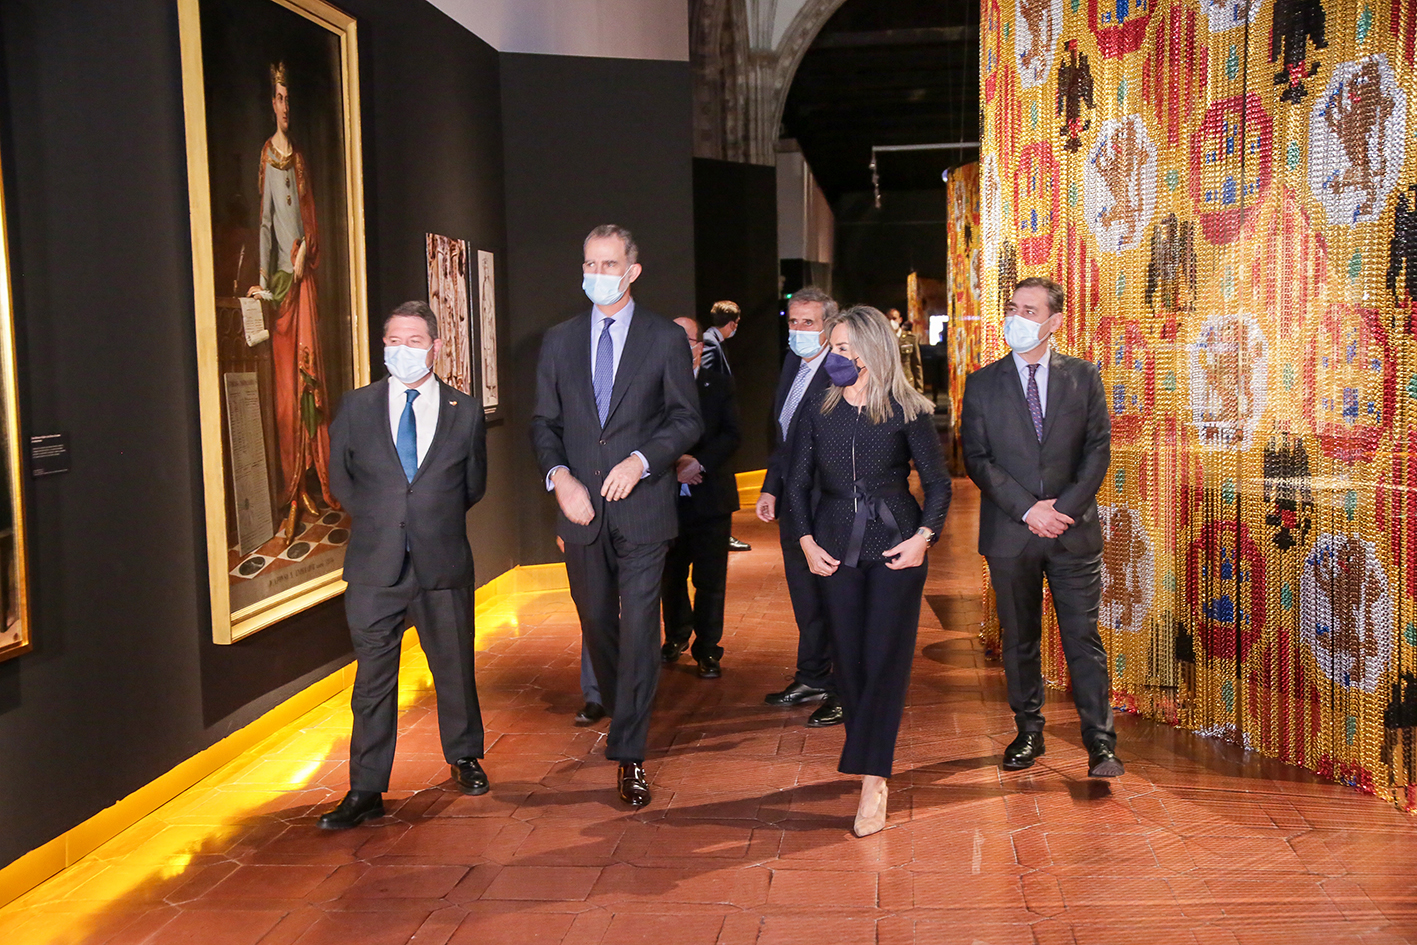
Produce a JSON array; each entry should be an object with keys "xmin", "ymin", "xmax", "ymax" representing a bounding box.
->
[
  {"xmin": 1003, "ymin": 314, "xmax": 1048, "ymax": 354},
  {"xmin": 788, "ymin": 329, "xmax": 825, "ymax": 359},
  {"xmin": 384, "ymin": 344, "xmax": 432, "ymax": 385},
  {"xmin": 583, "ymin": 271, "xmax": 629, "ymax": 308}
]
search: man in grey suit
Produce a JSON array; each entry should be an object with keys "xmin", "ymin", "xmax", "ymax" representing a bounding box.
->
[
  {"xmin": 317, "ymin": 301, "xmax": 489, "ymax": 830},
  {"xmin": 532, "ymin": 225, "xmax": 702, "ymax": 807},
  {"xmin": 960, "ymin": 277, "xmax": 1123, "ymax": 779}
]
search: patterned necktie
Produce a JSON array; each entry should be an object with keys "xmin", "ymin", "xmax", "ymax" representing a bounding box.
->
[
  {"xmin": 1026, "ymin": 363, "xmax": 1044, "ymax": 441},
  {"xmin": 779, "ymin": 360, "xmax": 813, "ymax": 440},
  {"xmin": 593, "ymin": 316, "xmax": 616, "ymax": 426},
  {"xmin": 397, "ymin": 388, "xmax": 419, "ymax": 481}
]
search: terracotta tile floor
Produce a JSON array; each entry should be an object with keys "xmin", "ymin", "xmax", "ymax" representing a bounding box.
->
[{"xmin": 4, "ymin": 479, "xmax": 1417, "ymax": 944}]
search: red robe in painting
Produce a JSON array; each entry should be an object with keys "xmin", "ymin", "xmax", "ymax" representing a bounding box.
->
[{"xmin": 258, "ymin": 139, "xmax": 336, "ymax": 512}]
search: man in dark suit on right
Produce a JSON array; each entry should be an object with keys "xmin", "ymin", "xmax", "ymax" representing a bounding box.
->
[
  {"xmin": 960, "ymin": 276, "xmax": 1123, "ymax": 778},
  {"xmin": 754, "ymin": 286, "xmax": 843, "ymax": 729}
]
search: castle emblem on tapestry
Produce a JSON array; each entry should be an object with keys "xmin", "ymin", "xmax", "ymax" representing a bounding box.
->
[
  {"xmin": 1056, "ymin": 39, "xmax": 1094, "ymax": 153},
  {"xmin": 1084, "ymin": 115, "xmax": 1157, "ymax": 254},
  {"xmin": 1145, "ymin": 213, "xmax": 1197, "ymax": 312},
  {"xmin": 1263, "ymin": 433, "xmax": 1315, "ymax": 552},
  {"xmin": 1308, "ymin": 55, "xmax": 1407, "ymax": 226},
  {"xmin": 1270, "ymin": 0, "xmax": 1327, "ymax": 103},
  {"xmin": 1202, "ymin": 0, "xmax": 1261, "ymax": 32},
  {"xmin": 1300, "ymin": 533, "xmax": 1393, "ymax": 693},
  {"xmin": 1016, "ymin": 0, "xmax": 1064, "ymax": 88}
]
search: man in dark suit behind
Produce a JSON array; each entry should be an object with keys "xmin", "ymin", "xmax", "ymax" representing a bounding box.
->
[
  {"xmin": 318, "ymin": 301, "xmax": 490, "ymax": 830},
  {"xmin": 661, "ymin": 317, "xmax": 741, "ymax": 678},
  {"xmin": 532, "ymin": 225, "xmax": 702, "ymax": 807},
  {"xmin": 754, "ymin": 286, "xmax": 844, "ymax": 729},
  {"xmin": 960, "ymin": 276, "xmax": 1123, "ymax": 779}
]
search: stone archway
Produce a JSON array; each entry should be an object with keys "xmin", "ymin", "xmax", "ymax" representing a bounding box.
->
[{"xmin": 691, "ymin": 0, "xmax": 850, "ymax": 165}]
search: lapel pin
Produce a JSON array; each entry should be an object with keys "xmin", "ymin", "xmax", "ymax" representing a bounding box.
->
[{"xmin": 449, "ymin": 400, "xmax": 458, "ymax": 406}]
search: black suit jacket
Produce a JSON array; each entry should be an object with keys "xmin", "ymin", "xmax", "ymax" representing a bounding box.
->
[
  {"xmin": 678, "ymin": 367, "xmax": 742, "ymax": 522},
  {"xmin": 531, "ymin": 305, "xmax": 703, "ymax": 545},
  {"xmin": 329, "ymin": 377, "xmax": 487, "ymax": 588},
  {"xmin": 761, "ymin": 353, "xmax": 832, "ymax": 503},
  {"xmin": 960, "ymin": 350, "xmax": 1111, "ymax": 557}
]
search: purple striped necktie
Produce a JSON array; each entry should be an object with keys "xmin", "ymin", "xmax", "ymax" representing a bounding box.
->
[{"xmin": 1026, "ymin": 363, "xmax": 1044, "ymax": 441}]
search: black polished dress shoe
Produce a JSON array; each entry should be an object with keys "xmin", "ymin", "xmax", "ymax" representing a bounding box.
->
[
  {"xmin": 697, "ymin": 656, "xmax": 721, "ymax": 679},
  {"xmin": 806, "ymin": 695, "xmax": 844, "ymax": 727},
  {"xmin": 728, "ymin": 536, "xmax": 751, "ymax": 552},
  {"xmin": 318, "ymin": 790, "xmax": 384, "ymax": 830},
  {"xmin": 451, "ymin": 757, "xmax": 490, "ymax": 795},
  {"xmin": 574, "ymin": 702, "xmax": 607, "ymax": 725},
  {"xmin": 1087, "ymin": 742, "xmax": 1125, "ymax": 778},
  {"xmin": 765, "ymin": 681, "xmax": 828, "ymax": 706},
  {"xmin": 661, "ymin": 639, "xmax": 689, "ymax": 663},
  {"xmin": 1002, "ymin": 732, "xmax": 1046, "ymax": 771},
  {"xmin": 617, "ymin": 761, "xmax": 651, "ymax": 807}
]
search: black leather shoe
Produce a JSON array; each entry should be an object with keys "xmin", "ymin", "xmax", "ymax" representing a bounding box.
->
[
  {"xmin": 697, "ymin": 656, "xmax": 721, "ymax": 679},
  {"xmin": 574, "ymin": 702, "xmax": 607, "ymax": 725},
  {"xmin": 661, "ymin": 639, "xmax": 689, "ymax": 663},
  {"xmin": 806, "ymin": 696, "xmax": 844, "ymax": 727},
  {"xmin": 728, "ymin": 536, "xmax": 751, "ymax": 552},
  {"xmin": 1087, "ymin": 742, "xmax": 1125, "ymax": 778},
  {"xmin": 765, "ymin": 681, "xmax": 828, "ymax": 706},
  {"xmin": 617, "ymin": 761, "xmax": 651, "ymax": 807},
  {"xmin": 1002, "ymin": 732, "xmax": 1046, "ymax": 771},
  {"xmin": 451, "ymin": 757, "xmax": 490, "ymax": 795},
  {"xmin": 318, "ymin": 790, "xmax": 384, "ymax": 830}
]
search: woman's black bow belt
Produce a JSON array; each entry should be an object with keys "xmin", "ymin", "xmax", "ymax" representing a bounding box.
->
[{"xmin": 823, "ymin": 480, "xmax": 908, "ymax": 568}]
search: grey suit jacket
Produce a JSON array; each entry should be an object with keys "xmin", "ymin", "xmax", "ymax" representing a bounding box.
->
[
  {"xmin": 531, "ymin": 306, "xmax": 703, "ymax": 545},
  {"xmin": 329, "ymin": 377, "xmax": 487, "ymax": 588},
  {"xmin": 960, "ymin": 351, "xmax": 1111, "ymax": 557}
]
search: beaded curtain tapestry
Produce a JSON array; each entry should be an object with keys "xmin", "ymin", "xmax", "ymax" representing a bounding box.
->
[{"xmin": 979, "ymin": 0, "xmax": 1417, "ymax": 807}]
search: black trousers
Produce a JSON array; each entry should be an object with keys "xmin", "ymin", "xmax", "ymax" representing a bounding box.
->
[
  {"xmin": 819, "ymin": 557, "xmax": 928, "ymax": 778},
  {"xmin": 987, "ymin": 536, "xmax": 1116, "ymax": 748},
  {"xmin": 779, "ymin": 519, "xmax": 835, "ymax": 693},
  {"xmin": 344, "ymin": 557, "xmax": 483, "ymax": 793},
  {"xmin": 564, "ymin": 519, "xmax": 669, "ymax": 762},
  {"xmin": 661, "ymin": 512, "xmax": 731, "ymax": 661}
]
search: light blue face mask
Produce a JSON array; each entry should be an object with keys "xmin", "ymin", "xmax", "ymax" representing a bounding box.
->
[
  {"xmin": 788, "ymin": 328, "xmax": 825, "ymax": 359},
  {"xmin": 1003, "ymin": 314, "xmax": 1047, "ymax": 354},
  {"xmin": 583, "ymin": 271, "xmax": 629, "ymax": 308},
  {"xmin": 384, "ymin": 344, "xmax": 432, "ymax": 385}
]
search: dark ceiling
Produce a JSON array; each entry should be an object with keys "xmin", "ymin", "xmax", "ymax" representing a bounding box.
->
[{"xmin": 781, "ymin": 0, "xmax": 980, "ymax": 201}]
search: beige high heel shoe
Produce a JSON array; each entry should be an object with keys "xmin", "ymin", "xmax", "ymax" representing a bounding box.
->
[{"xmin": 853, "ymin": 775, "xmax": 889, "ymax": 837}]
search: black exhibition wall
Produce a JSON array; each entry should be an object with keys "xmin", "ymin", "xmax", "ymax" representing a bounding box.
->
[
  {"xmin": 0, "ymin": 0, "xmax": 515, "ymax": 872},
  {"xmin": 691, "ymin": 157, "xmax": 779, "ymax": 474},
  {"xmin": 500, "ymin": 53, "xmax": 697, "ymax": 566}
]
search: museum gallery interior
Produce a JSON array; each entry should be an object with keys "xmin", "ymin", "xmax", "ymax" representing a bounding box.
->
[{"xmin": 2, "ymin": 0, "xmax": 1417, "ymax": 941}]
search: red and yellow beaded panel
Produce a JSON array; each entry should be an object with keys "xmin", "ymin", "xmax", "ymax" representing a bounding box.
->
[{"xmin": 978, "ymin": 0, "xmax": 1417, "ymax": 806}]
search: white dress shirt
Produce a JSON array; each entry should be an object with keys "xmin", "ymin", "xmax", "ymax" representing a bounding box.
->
[
  {"xmin": 545, "ymin": 299, "xmax": 649, "ymax": 490},
  {"xmin": 388, "ymin": 374, "xmax": 441, "ymax": 467},
  {"xmin": 1011, "ymin": 344, "xmax": 1051, "ymax": 417}
]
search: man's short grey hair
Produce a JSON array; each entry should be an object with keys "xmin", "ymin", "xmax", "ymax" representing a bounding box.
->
[
  {"xmin": 787, "ymin": 285, "xmax": 838, "ymax": 320},
  {"xmin": 385, "ymin": 300, "xmax": 439, "ymax": 340},
  {"xmin": 584, "ymin": 224, "xmax": 639, "ymax": 265}
]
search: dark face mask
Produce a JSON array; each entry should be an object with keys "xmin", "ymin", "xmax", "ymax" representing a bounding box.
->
[{"xmin": 823, "ymin": 351, "xmax": 863, "ymax": 387}]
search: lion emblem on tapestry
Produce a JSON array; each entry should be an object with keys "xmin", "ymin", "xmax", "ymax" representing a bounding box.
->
[
  {"xmin": 1084, "ymin": 115, "xmax": 1157, "ymax": 254},
  {"xmin": 1188, "ymin": 312, "xmax": 1268, "ymax": 450},
  {"xmin": 1100, "ymin": 505, "xmax": 1154, "ymax": 635},
  {"xmin": 1308, "ymin": 54, "xmax": 1406, "ymax": 225},
  {"xmin": 1015, "ymin": 0, "xmax": 1063, "ymax": 89},
  {"xmin": 1300, "ymin": 533, "xmax": 1393, "ymax": 693}
]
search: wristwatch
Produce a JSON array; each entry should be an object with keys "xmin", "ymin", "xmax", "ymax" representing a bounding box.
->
[{"xmin": 914, "ymin": 526, "xmax": 935, "ymax": 543}]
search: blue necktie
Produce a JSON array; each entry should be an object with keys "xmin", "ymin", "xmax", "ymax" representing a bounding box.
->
[
  {"xmin": 593, "ymin": 316, "xmax": 616, "ymax": 426},
  {"xmin": 1026, "ymin": 364, "xmax": 1044, "ymax": 441},
  {"xmin": 397, "ymin": 388, "xmax": 419, "ymax": 481}
]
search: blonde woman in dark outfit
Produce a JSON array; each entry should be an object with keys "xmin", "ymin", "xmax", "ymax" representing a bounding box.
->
[{"xmin": 785, "ymin": 306, "xmax": 952, "ymax": 837}]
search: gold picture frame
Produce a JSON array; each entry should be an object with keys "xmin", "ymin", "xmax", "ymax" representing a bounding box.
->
[
  {"xmin": 0, "ymin": 145, "xmax": 33, "ymax": 663},
  {"xmin": 178, "ymin": 0, "xmax": 369, "ymax": 644}
]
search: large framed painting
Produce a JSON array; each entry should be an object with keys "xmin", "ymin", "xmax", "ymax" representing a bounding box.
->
[
  {"xmin": 178, "ymin": 0, "xmax": 368, "ymax": 644},
  {"xmin": 0, "ymin": 149, "xmax": 32, "ymax": 663}
]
